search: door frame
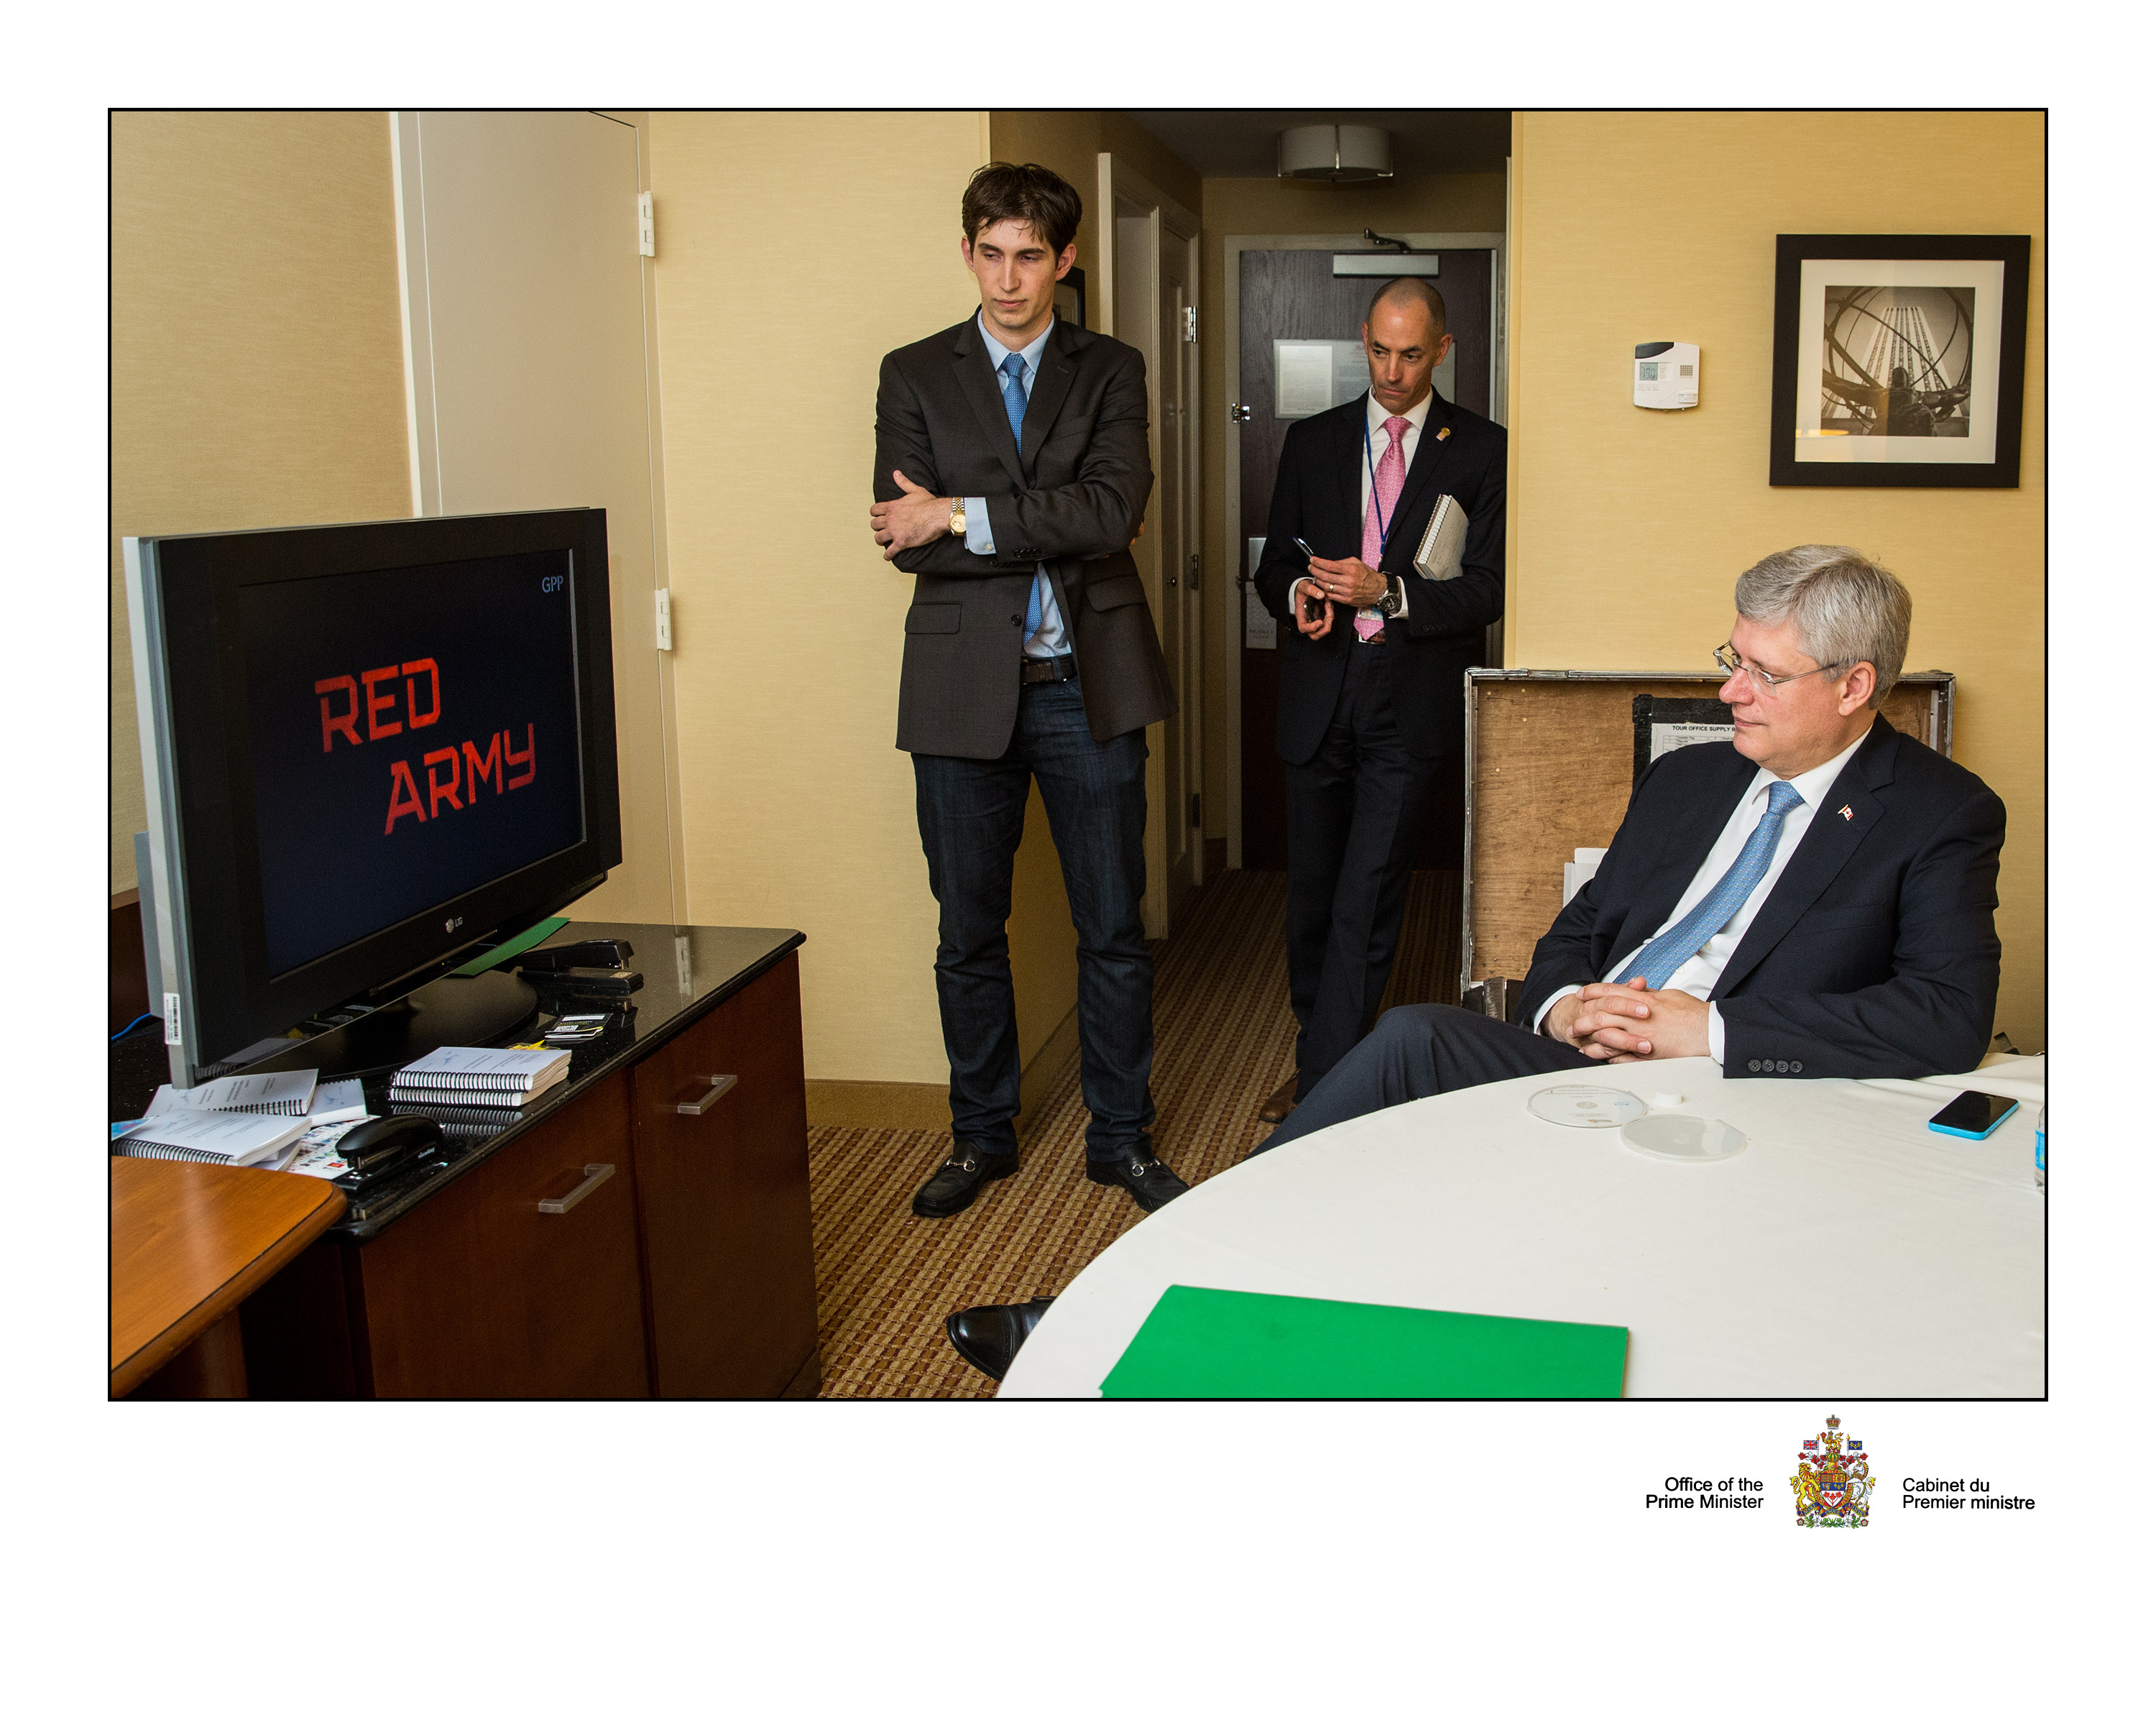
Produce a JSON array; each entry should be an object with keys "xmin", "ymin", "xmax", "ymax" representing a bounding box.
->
[
  {"xmin": 389, "ymin": 109, "xmax": 689, "ymax": 924},
  {"xmin": 1220, "ymin": 229, "xmax": 1507, "ymax": 868},
  {"xmin": 1097, "ymin": 153, "xmax": 1202, "ymax": 937}
]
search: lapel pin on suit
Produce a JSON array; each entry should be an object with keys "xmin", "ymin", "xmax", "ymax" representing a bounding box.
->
[
  {"xmin": 1838, "ymin": 804, "xmax": 1854, "ymax": 821},
  {"xmin": 1436, "ymin": 426, "xmax": 1452, "ymax": 441}
]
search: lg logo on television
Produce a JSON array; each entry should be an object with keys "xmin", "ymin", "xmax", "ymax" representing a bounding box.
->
[
  {"xmin": 540, "ymin": 574, "xmax": 565, "ymax": 594},
  {"xmin": 444, "ymin": 915, "xmax": 463, "ymax": 934}
]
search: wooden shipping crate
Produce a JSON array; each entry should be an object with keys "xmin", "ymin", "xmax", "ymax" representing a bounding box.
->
[{"xmin": 1460, "ymin": 669, "xmax": 1955, "ymax": 1016}]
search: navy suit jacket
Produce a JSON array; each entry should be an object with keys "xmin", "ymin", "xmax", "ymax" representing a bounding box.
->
[
  {"xmin": 1519, "ymin": 716, "xmax": 2006, "ymax": 1080},
  {"xmin": 1253, "ymin": 390, "xmax": 1506, "ymax": 764}
]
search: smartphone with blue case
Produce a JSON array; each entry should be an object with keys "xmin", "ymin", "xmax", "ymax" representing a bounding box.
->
[{"xmin": 1927, "ymin": 1090, "xmax": 2019, "ymax": 1140}]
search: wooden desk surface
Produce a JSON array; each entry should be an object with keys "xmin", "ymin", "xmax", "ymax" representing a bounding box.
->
[{"xmin": 111, "ymin": 1162, "xmax": 349, "ymax": 1397}]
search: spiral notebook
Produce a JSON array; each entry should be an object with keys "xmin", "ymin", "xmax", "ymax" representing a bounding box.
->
[
  {"xmin": 147, "ymin": 1069, "xmax": 319, "ymax": 1118},
  {"xmin": 114, "ymin": 1108, "xmax": 309, "ymax": 1167},
  {"xmin": 1412, "ymin": 493, "xmax": 1469, "ymax": 584},
  {"xmin": 388, "ymin": 1046, "xmax": 570, "ymax": 1106}
]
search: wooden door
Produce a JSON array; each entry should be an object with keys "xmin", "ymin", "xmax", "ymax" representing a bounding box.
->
[
  {"xmin": 1236, "ymin": 249, "xmax": 1494, "ymax": 870},
  {"xmin": 395, "ymin": 110, "xmax": 680, "ymax": 924},
  {"xmin": 1157, "ymin": 233, "xmax": 1200, "ymax": 921},
  {"xmin": 629, "ymin": 954, "xmax": 817, "ymax": 1398},
  {"xmin": 351, "ymin": 1071, "xmax": 651, "ymax": 1398}
]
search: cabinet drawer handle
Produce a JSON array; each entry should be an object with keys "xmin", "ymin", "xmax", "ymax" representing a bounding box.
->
[
  {"xmin": 538, "ymin": 1162, "xmax": 615, "ymax": 1215},
  {"xmin": 677, "ymin": 1074, "xmax": 738, "ymax": 1117}
]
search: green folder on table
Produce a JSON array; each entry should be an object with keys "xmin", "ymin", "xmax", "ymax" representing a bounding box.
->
[{"xmin": 1098, "ymin": 1285, "xmax": 1627, "ymax": 1399}]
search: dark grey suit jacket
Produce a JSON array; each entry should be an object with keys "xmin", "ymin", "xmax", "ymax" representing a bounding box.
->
[
  {"xmin": 1520, "ymin": 717, "xmax": 2006, "ymax": 1080},
  {"xmin": 875, "ymin": 315, "xmax": 1176, "ymax": 757}
]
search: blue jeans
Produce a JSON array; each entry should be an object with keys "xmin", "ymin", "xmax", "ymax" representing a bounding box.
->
[{"xmin": 913, "ymin": 680, "xmax": 1154, "ymax": 1160}]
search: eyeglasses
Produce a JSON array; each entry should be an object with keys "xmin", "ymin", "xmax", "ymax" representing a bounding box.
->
[{"xmin": 1713, "ymin": 643, "xmax": 1846, "ymax": 694}]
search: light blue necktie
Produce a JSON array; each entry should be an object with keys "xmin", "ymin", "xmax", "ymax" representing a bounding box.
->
[
  {"xmin": 1628, "ymin": 780, "xmax": 1806, "ymax": 989},
  {"xmin": 999, "ymin": 351, "xmax": 1044, "ymax": 638}
]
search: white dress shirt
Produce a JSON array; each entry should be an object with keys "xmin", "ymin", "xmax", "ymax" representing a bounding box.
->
[
  {"xmin": 1534, "ymin": 722, "xmax": 1874, "ymax": 1062},
  {"xmin": 961, "ymin": 313, "xmax": 1068, "ymax": 659},
  {"xmin": 1296, "ymin": 390, "xmax": 1430, "ymax": 622}
]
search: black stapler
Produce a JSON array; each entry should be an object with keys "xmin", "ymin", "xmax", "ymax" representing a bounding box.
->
[
  {"xmin": 332, "ymin": 1114, "xmax": 443, "ymax": 1190},
  {"xmin": 519, "ymin": 939, "xmax": 635, "ymax": 972}
]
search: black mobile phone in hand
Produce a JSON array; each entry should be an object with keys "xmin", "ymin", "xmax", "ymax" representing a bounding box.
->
[
  {"xmin": 1927, "ymin": 1090, "xmax": 2019, "ymax": 1140},
  {"xmin": 1293, "ymin": 539, "xmax": 1324, "ymax": 618}
]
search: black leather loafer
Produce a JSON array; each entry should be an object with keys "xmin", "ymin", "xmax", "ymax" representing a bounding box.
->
[
  {"xmin": 944, "ymin": 1295, "xmax": 1057, "ymax": 1381},
  {"xmin": 1084, "ymin": 1146, "xmax": 1189, "ymax": 1213},
  {"xmin": 910, "ymin": 1141, "xmax": 1017, "ymax": 1218}
]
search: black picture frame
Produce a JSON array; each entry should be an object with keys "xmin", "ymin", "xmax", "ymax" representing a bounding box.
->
[
  {"xmin": 1769, "ymin": 234, "xmax": 2030, "ymax": 488},
  {"xmin": 1054, "ymin": 264, "xmax": 1086, "ymax": 332}
]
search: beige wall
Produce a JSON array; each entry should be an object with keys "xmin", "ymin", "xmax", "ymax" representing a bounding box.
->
[
  {"xmin": 1197, "ymin": 172, "xmax": 1508, "ymax": 840},
  {"xmin": 988, "ymin": 111, "xmax": 1203, "ymax": 297},
  {"xmin": 650, "ymin": 111, "xmax": 996, "ymax": 1084},
  {"xmin": 1508, "ymin": 111, "xmax": 2045, "ymax": 1049},
  {"xmin": 111, "ymin": 111, "xmax": 412, "ymax": 893}
]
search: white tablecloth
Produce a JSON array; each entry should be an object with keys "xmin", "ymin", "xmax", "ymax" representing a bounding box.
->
[{"xmin": 999, "ymin": 1054, "xmax": 2045, "ymax": 1398}]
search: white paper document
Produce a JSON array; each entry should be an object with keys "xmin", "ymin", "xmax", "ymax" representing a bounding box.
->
[
  {"xmin": 147, "ymin": 1069, "xmax": 319, "ymax": 1118},
  {"xmin": 115, "ymin": 1108, "xmax": 309, "ymax": 1166}
]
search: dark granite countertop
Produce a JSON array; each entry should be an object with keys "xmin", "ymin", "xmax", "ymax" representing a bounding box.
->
[{"xmin": 111, "ymin": 923, "xmax": 804, "ymax": 1243}]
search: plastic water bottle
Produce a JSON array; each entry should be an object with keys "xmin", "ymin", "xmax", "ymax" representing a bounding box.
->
[{"xmin": 2034, "ymin": 1101, "xmax": 2045, "ymax": 1192}]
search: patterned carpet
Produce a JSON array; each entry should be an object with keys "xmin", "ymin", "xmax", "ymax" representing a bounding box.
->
[{"xmin": 810, "ymin": 868, "xmax": 1461, "ymax": 1399}]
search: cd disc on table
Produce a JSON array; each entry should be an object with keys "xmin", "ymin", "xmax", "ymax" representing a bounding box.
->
[
  {"xmin": 1620, "ymin": 1113, "xmax": 1749, "ymax": 1162},
  {"xmin": 1526, "ymin": 1085, "xmax": 1647, "ymax": 1128}
]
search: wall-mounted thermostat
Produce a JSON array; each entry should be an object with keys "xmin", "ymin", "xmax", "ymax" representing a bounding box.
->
[{"xmin": 1634, "ymin": 342, "xmax": 1699, "ymax": 410}]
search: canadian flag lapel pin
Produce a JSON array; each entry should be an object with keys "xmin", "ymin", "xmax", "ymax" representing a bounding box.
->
[{"xmin": 1838, "ymin": 804, "xmax": 1854, "ymax": 822}]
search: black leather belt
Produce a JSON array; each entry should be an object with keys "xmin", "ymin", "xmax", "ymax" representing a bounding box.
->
[{"xmin": 1020, "ymin": 653, "xmax": 1079, "ymax": 685}]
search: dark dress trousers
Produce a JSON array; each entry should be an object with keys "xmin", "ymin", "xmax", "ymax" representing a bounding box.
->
[
  {"xmin": 1264, "ymin": 714, "xmax": 2007, "ymax": 1149},
  {"xmin": 1252, "ymin": 390, "xmax": 1507, "ymax": 1093},
  {"xmin": 874, "ymin": 316, "xmax": 1176, "ymax": 1161}
]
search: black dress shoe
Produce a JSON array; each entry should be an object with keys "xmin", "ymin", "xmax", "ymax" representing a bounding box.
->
[
  {"xmin": 945, "ymin": 1295, "xmax": 1056, "ymax": 1381},
  {"xmin": 911, "ymin": 1141, "xmax": 1017, "ymax": 1218},
  {"xmin": 1084, "ymin": 1145, "xmax": 1189, "ymax": 1212}
]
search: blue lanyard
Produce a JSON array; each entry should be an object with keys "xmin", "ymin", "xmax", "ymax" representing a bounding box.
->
[{"xmin": 1363, "ymin": 417, "xmax": 1406, "ymax": 554}]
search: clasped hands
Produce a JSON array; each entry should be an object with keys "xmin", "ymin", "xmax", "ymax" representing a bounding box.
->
[
  {"xmin": 870, "ymin": 471, "xmax": 949, "ymax": 562},
  {"xmin": 1291, "ymin": 556, "xmax": 1387, "ymax": 640},
  {"xmin": 1545, "ymin": 978, "xmax": 1710, "ymax": 1063}
]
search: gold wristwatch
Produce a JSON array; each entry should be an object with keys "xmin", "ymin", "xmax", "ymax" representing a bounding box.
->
[{"xmin": 948, "ymin": 498, "xmax": 967, "ymax": 537}]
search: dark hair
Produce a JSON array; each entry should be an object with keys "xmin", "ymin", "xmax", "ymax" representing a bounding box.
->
[
  {"xmin": 962, "ymin": 162, "xmax": 1082, "ymax": 255},
  {"xmin": 1367, "ymin": 276, "xmax": 1448, "ymax": 339}
]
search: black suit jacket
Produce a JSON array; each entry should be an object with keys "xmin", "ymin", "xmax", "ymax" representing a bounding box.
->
[
  {"xmin": 1253, "ymin": 391, "xmax": 1506, "ymax": 764},
  {"xmin": 874, "ymin": 316, "xmax": 1176, "ymax": 757},
  {"xmin": 1520, "ymin": 717, "xmax": 2007, "ymax": 1080}
]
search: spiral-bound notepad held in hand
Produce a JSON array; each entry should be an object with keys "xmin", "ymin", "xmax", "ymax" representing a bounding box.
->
[{"xmin": 1413, "ymin": 493, "xmax": 1469, "ymax": 582}]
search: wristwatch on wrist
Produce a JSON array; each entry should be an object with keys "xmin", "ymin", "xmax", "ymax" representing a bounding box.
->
[
  {"xmin": 947, "ymin": 498, "xmax": 967, "ymax": 537},
  {"xmin": 1377, "ymin": 575, "xmax": 1404, "ymax": 617}
]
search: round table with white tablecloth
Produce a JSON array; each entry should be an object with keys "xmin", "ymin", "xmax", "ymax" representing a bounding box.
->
[{"xmin": 998, "ymin": 1054, "xmax": 2045, "ymax": 1398}]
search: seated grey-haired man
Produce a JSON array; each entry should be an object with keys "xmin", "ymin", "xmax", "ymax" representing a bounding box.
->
[{"xmin": 941, "ymin": 545, "xmax": 2008, "ymax": 1382}]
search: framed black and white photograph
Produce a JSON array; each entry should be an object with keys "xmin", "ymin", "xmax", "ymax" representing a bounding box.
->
[
  {"xmin": 1769, "ymin": 234, "xmax": 2030, "ymax": 487},
  {"xmin": 1053, "ymin": 263, "xmax": 1086, "ymax": 331}
]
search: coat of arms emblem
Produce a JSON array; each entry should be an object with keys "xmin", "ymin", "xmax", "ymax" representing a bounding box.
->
[{"xmin": 1790, "ymin": 1414, "xmax": 1871, "ymax": 1527}]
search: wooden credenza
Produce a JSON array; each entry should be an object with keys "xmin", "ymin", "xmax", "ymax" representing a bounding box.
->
[{"xmin": 236, "ymin": 925, "xmax": 820, "ymax": 1399}]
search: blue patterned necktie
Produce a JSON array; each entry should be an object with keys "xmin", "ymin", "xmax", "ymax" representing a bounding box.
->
[
  {"xmin": 999, "ymin": 351, "xmax": 1044, "ymax": 638},
  {"xmin": 1628, "ymin": 779, "xmax": 1806, "ymax": 989}
]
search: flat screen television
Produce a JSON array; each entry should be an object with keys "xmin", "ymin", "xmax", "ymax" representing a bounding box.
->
[{"xmin": 124, "ymin": 508, "xmax": 621, "ymax": 1085}]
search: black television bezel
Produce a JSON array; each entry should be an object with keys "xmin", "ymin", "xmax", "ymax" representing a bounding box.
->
[{"xmin": 137, "ymin": 508, "xmax": 622, "ymax": 1066}]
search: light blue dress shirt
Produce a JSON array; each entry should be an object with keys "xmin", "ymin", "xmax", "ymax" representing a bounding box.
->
[{"xmin": 963, "ymin": 311, "xmax": 1068, "ymax": 659}]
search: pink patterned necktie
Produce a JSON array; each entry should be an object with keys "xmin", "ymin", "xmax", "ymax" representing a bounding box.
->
[{"xmin": 1357, "ymin": 415, "xmax": 1411, "ymax": 640}]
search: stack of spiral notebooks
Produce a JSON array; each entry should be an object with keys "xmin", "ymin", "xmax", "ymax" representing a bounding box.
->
[{"xmin": 387, "ymin": 1047, "xmax": 570, "ymax": 1138}]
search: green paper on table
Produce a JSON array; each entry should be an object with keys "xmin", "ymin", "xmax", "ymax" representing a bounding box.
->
[
  {"xmin": 1097, "ymin": 1285, "xmax": 1627, "ymax": 1398},
  {"xmin": 451, "ymin": 917, "xmax": 571, "ymax": 977}
]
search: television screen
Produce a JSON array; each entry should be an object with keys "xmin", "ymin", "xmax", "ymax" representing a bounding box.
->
[
  {"xmin": 127, "ymin": 509, "xmax": 620, "ymax": 1084},
  {"xmin": 241, "ymin": 549, "xmax": 586, "ymax": 977}
]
